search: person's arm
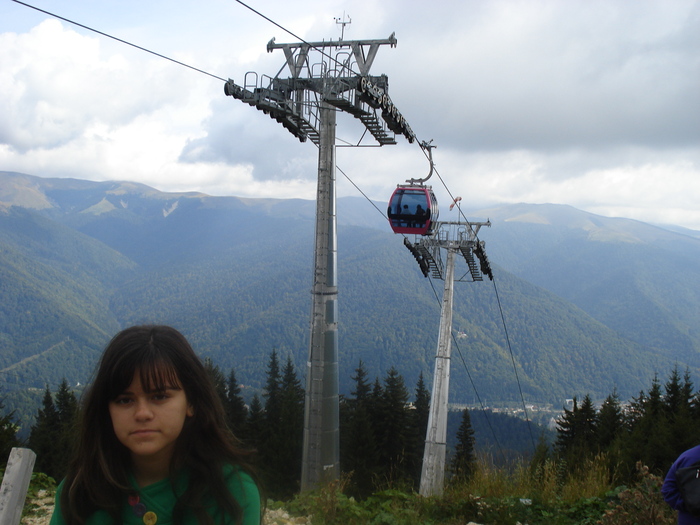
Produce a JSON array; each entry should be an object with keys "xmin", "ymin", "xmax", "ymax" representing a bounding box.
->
[
  {"xmin": 48, "ymin": 480, "xmax": 66, "ymax": 525},
  {"xmin": 226, "ymin": 468, "xmax": 261, "ymax": 525},
  {"xmin": 662, "ymin": 461, "xmax": 684, "ymax": 511}
]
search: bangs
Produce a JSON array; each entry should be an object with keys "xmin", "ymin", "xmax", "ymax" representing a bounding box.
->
[
  {"xmin": 106, "ymin": 355, "xmax": 182, "ymax": 399},
  {"xmin": 138, "ymin": 363, "xmax": 182, "ymax": 393}
]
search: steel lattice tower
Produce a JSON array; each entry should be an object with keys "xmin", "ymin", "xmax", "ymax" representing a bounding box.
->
[
  {"xmin": 405, "ymin": 219, "xmax": 492, "ymax": 496},
  {"xmin": 224, "ymin": 32, "xmax": 416, "ymax": 490}
]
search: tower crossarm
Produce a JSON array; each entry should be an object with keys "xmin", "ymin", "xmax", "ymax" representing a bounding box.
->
[
  {"xmin": 224, "ymin": 34, "xmax": 416, "ymax": 147},
  {"xmin": 267, "ymin": 34, "xmax": 397, "ymax": 77},
  {"xmin": 224, "ymin": 78, "xmax": 319, "ymax": 143}
]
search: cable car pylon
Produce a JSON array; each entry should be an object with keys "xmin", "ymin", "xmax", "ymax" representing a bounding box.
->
[
  {"xmin": 416, "ymin": 218, "xmax": 492, "ymax": 497},
  {"xmin": 389, "ymin": 164, "xmax": 492, "ymax": 495},
  {"xmin": 224, "ymin": 29, "xmax": 417, "ymax": 491}
]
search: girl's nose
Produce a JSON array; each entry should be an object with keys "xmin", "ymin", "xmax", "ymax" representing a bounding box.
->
[{"xmin": 134, "ymin": 400, "xmax": 154, "ymax": 420}]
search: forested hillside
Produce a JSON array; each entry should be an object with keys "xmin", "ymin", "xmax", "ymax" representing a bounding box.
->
[{"xmin": 1, "ymin": 170, "xmax": 700, "ymax": 434}]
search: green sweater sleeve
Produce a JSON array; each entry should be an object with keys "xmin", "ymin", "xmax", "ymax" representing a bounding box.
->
[
  {"xmin": 48, "ymin": 480, "xmax": 65, "ymax": 525},
  {"xmin": 225, "ymin": 467, "xmax": 261, "ymax": 525}
]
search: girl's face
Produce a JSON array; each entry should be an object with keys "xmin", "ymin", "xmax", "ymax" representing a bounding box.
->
[{"xmin": 109, "ymin": 371, "xmax": 194, "ymax": 479}]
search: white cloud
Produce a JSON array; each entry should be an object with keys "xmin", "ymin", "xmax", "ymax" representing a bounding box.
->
[{"xmin": 1, "ymin": 0, "xmax": 699, "ymax": 230}]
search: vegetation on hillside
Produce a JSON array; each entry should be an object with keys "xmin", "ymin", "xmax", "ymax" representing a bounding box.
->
[
  {"xmin": 2, "ymin": 360, "xmax": 695, "ymax": 524},
  {"xmin": 3, "ymin": 175, "xmax": 700, "ymax": 425}
]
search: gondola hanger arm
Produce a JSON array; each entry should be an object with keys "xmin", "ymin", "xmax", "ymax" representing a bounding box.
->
[{"xmin": 405, "ymin": 140, "xmax": 435, "ymax": 186}]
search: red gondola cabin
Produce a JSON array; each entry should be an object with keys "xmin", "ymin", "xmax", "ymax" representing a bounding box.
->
[{"xmin": 387, "ymin": 186, "xmax": 439, "ymax": 235}]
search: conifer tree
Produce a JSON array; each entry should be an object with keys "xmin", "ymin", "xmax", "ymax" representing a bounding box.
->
[
  {"xmin": 273, "ymin": 355, "xmax": 305, "ymax": 497},
  {"xmin": 623, "ymin": 375, "xmax": 673, "ymax": 476},
  {"xmin": 555, "ymin": 395, "xmax": 597, "ymax": 470},
  {"xmin": 54, "ymin": 379, "xmax": 78, "ymax": 477},
  {"xmin": 0, "ymin": 393, "xmax": 19, "ymax": 465},
  {"xmin": 226, "ymin": 368, "xmax": 248, "ymax": 441},
  {"xmin": 29, "ymin": 385, "xmax": 61, "ymax": 478},
  {"xmin": 375, "ymin": 367, "xmax": 411, "ymax": 486},
  {"xmin": 246, "ymin": 394, "xmax": 265, "ymax": 451},
  {"xmin": 664, "ymin": 366, "xmax": 697, "ymax": 455},
  {"xmin": 260, "ymin": 350, "xmax": 304, "ymax": 498},
  {"xmin": 450, "ymin": 408, "xmax": 476, "ymax": 482},
  {"xmin": 407, "ymin": 372, "xmax": 430, "ymax": 488},
  {"xmin": 263, "ymin": 350, "xmax": 281, "ymax": 425},
  {"xmin": 203, "ymin": 357, "xmax": 227, "ymax": 404},
  {"xmin": 341, "ymin": 361, "xmax": 380, "ymax": 497},
  {"xmin": 597, "ymin": 389, "xmax": 623, "ymax": 451}
]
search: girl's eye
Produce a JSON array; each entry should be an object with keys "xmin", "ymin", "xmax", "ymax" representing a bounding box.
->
[
  {"xmin": 151, "ymin": 393, "xmax": 169, "ymax": 401},
  {"xmin": 114, "ymin": 397, "xmax": 133, "ymax": 405}
]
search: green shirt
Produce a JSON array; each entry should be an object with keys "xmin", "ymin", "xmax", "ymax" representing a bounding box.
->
[{"xmin": 49, "ymin": 465, "xmax": 260, "ymax": 525}]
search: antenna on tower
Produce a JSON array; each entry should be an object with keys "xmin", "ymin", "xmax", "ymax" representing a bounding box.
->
[{"xmin": 334, "ymin": 12, "xmax": 351, "ymax": 40}]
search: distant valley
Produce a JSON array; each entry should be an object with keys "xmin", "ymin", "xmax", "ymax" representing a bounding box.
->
[{"xmin": 1, "ymin": 170, "xmax": 700, "ymax": 429}]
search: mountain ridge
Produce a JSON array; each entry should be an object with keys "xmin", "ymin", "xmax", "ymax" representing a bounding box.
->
[{"xmin": 1, "ymin": 171, "xmax": 699, "ymax": 423}]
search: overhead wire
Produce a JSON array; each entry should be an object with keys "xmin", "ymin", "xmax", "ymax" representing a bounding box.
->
[
  {"xmin": 12, "ymin": 0, "xmax": 538, "ymax": 455},
  {"xmin": 11, "ymin": 0, "xmax": 228, "ymax": 82},
  {"xmin": 424, "ymin": 275, "xmax": 508, "ymax": 464},
  {"xmin": 415, "ymin": 149, "xmax": 538, "ymax": 453}
]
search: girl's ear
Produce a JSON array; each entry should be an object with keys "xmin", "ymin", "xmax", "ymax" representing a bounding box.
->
[{"xmin": 187, "ymin": 404, "xmax": 194, "ymax": 417}]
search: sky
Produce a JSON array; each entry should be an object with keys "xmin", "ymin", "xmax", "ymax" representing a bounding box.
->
[{"xmin": 1, "ymin": 0, "xmax": 699, "ymax": 229}]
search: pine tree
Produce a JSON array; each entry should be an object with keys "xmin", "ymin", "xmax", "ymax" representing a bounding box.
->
[
  {"xmin": 555, "ymin": 395, "xmax": 597, "ymax": 470},
  {"xmin": 664, "ymin": 366, "xmax": 697, "ymax": 455},
  {"xmin": 407, "ymin": 372, "xmax": 430, "ymax": 488},
  {"xmin": 351, "ymin": 360, "xmax": 372, "ymax": 403},
  {"xmin": 263, "ymin": 350, "xmax": 281, "ymax": 425},
  {"xmin": 341, "ymin": 361, "xmax": 380, "ymax": 497},
  {"xmin": 623, "ymin": 375, "xmax": 673, "ymax": 476},
  {"xmin": 375, "ymin": 367, "xmax": 411, "ymax": 486},
  {"xmin": 203, "ymin": 358, "xmax": 227, "ymax": 405},
  {"xmin": 0, "ymin": 392, "xmax": 19, "ymax": 465},
  {"xmin": 29, "ymin": 385, "xmax": 61, "ymax": 478},
  {"xmin": 597, "ymin": 389, "xmax": 623, "ymax": 451},
  {"xmin": 54, "ymin": 379, "xmax": 78, "ymax": 477},
  {"xmin": 246, "ymin": 394, "xmax": 265, "ymax": 451},
  {"xmin": 450, "ymin": 408, "xmax": 476, "ymax": 482},
  {"xmin": 225, "ymin": 368, "xmax": 248, "ymax": 442},
  {"xmin": 272, "ymin": 356, "xmax": 305, "ymax": 497},
  {"xmin": 260, "ymin": 350, "xmax": 304, "ymax": 498}
]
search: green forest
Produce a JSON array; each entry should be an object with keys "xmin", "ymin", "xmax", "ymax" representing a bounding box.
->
[
  {"xmin": 3, "ymin": 173, "xmax": 700, "ymax": 423},
  {"xmin": 1, "ymin": 359, "xmax": 695, "ymax": 524}
]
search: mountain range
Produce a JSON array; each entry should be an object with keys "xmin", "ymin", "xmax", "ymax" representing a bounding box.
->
[{"xmin": 1, "ymin": 170, "xmax": 699, "ymax": 428}]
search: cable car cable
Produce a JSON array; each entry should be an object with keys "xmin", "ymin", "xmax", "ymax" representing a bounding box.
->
[
  {"xmin": 425, "ymin": 276, "xmax": 508, "ymax": 465},
  {"xmin": 491, "ymin": 277, "xmax": 538, "ymax": 453},
  {"xmin": 14, "ymin": 0, "xmax": 537, "ymax": 457},
  {"xmin": 340, "ymin": 157, "xmax": 537, "ymax": 455},
  {"xmin": 11, "ymin": 0, "xmax": 229, "ymax": 83}
]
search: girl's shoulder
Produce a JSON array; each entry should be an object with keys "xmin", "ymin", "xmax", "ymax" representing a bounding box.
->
[
  {"xmin": 221, "ymin": 464, "xmax": 261, "ymax": 523},
  {"xmin": 222, "ymin": 464, "xmax": 258, "ymax": 493}
]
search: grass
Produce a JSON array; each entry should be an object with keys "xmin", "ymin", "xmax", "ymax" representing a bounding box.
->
[
  {"xmin": 13, "ymin": 456, "xmax": 678, "ymax": 525},
  {"xmin": 284, "ymin": 455, "xmax": 677, "ymax": 524}
]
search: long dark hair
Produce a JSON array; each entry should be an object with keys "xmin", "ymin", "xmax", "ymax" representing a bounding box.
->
[{"xmin": 60, "ymin": 325, "xmax": 258, "ymax": 525}]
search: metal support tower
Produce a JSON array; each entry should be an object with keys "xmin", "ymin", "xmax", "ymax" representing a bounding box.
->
[
  {"xmin": 224, "ymin": 32, "xmax": 417, "ymax": 491},
  {"xmin": 411, "ymin": 220, "xmax": 492, "ymax": 497},
  {"xmin": 301, "ymin": 101, "xmax": 339, "ymax": 488},
  {"xmin": 419, "ymin": 247, "xmax": 456, "ymax": 496}
]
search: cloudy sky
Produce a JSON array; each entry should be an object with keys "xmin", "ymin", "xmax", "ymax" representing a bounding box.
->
[{"xmin": 1, "ymin": 0, "xmax": 699, "ymax": 229}]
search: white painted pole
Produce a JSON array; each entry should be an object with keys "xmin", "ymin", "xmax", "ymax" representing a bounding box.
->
[{"xmin": 0, "ymin": 448, "xmax": 37, "ymax": 525}]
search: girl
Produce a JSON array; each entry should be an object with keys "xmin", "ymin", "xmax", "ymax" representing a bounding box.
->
[{"xmin": 50, "ymin": 325, "xmax": 261, "ymax": 525}]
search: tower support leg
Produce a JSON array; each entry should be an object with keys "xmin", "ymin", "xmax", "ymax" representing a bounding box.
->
[
  {"xmin": 419, "ymin": 247, "xmax": 456, "ymax": 497},
  {"xmin": 301, "ymin": 102, "xmax": 340, "ymax": 491}
]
